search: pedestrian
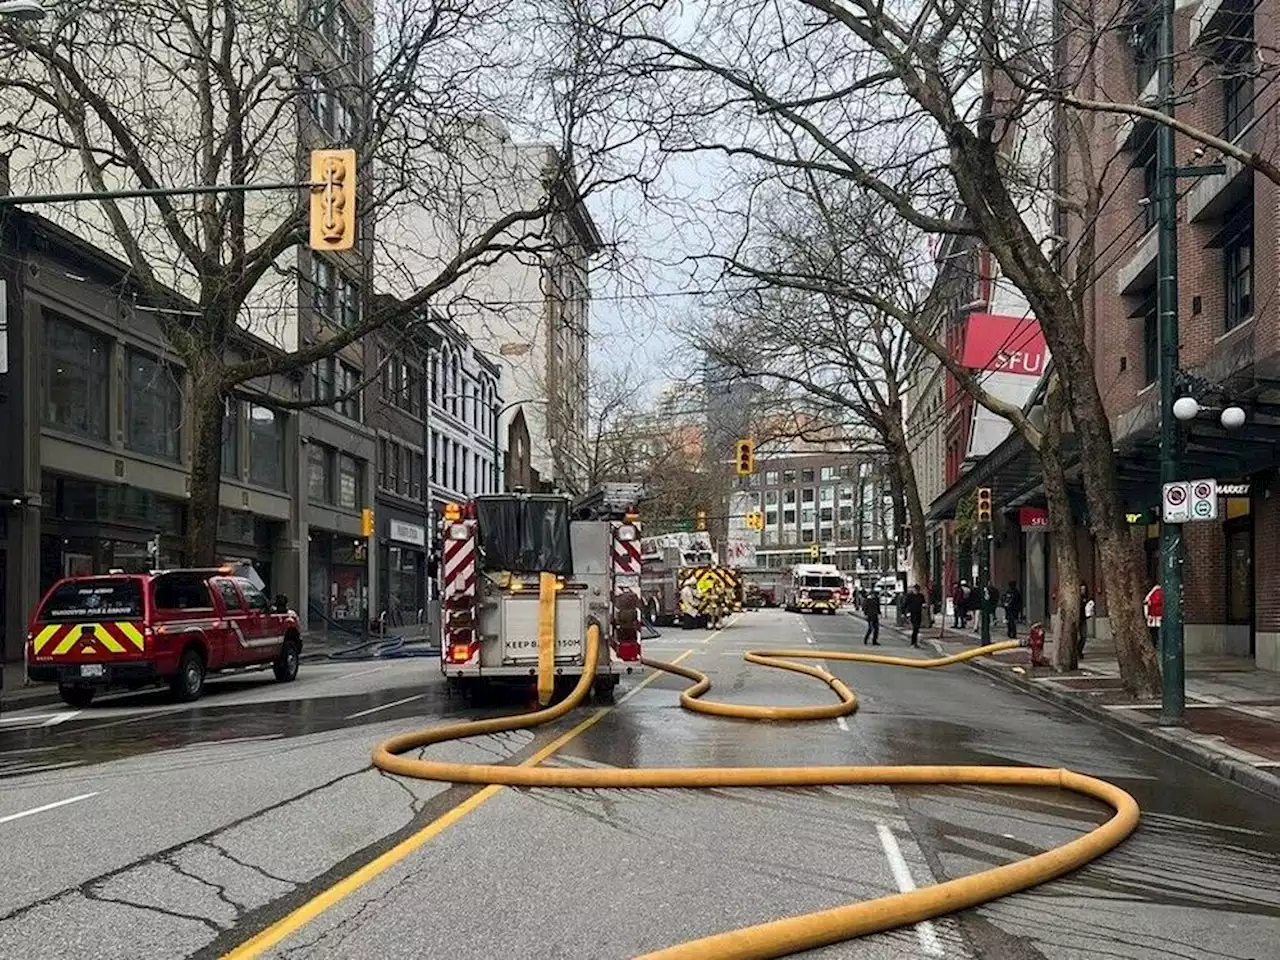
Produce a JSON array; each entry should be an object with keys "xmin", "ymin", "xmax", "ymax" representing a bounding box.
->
[
  {"xmin": 1002, "ymin": 580, "xmax": 1022, "ymax": 639},
  {"xmin": 862, "ymin": 590, "xmax": 881, "ymax": 646},
  {"xmin": 1076, "ymin": 582, "xmax": 1090, "ymax": 659},
  {"xmin": 952, "ymin": 581, "xmax": 965, "ymax": 628},
  {"xmin": 903, "ymin": 583, "xmax": 925, "ymax": 647},
  {"xmin": 1144, "ymin": 582, "xmax": 1163, "ymax": 650}
]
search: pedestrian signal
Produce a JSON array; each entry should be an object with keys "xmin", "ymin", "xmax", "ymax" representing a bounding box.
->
[
  {"xmin": 696, "ymin": 510, "xmax": 707, "ymax": 531},
  {"xmin": 976, "ymin": 487, "xmax": 993, "ymax": 522},
  {"xmin": 734, "ymin": 438, "xmax": 755, "ymax": 476},
  {"xmin": 310, "ymin": 149, "xmax": 356, "ymax": 251}
]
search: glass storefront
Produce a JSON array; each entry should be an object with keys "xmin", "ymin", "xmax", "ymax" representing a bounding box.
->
[{"xmin": 308, "ymin": 530, "xmax": 367, "ymax": 626}]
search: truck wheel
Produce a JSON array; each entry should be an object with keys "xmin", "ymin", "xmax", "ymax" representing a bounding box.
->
[
  {"xmin": 273, "ymin": 637, "xmax": 301, "ymax": 683},
  {"xmin": 593, "ymin": 676, "xmax": 618, "ymax": 704},
  {"xmin": 170, "ymin": 648, "xmax": 206, "ymax": 702},
  {"xmin": 58, "ymin": 684, "xmax": 95, "ymax": 708}
]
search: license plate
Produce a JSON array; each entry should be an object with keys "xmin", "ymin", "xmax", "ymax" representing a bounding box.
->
[{"xmin": 79, "ymin": 664, "xmax": 105, "ymax": 678}]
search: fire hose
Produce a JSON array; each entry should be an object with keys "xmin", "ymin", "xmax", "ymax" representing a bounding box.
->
[{"xmin": 373, "ymin": 625, "xmax": 1140, "ymax": 960}]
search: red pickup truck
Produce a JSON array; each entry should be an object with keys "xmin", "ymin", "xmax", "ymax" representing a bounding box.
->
[{"xmin": 25, "ymin": 566, "xmax": 302, "ymax": 707}]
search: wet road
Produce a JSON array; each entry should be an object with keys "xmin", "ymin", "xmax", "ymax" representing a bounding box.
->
[{"xmin": 0, "ymin": 610, "xmax": 1276, "ymax": 959}]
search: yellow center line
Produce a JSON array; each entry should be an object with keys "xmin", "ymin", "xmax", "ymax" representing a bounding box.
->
[{"xmin": 222, "ymin": 649, "xmax": 695, "ymax": 960}]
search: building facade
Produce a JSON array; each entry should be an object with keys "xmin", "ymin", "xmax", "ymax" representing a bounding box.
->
[
  {"xmin": 367, "ymin": 306, "xmax": 502, "ymax": 627},
  {"xmin": 0, "ymin": 212, "xmax": 315, "ymax": 661},
  {"xmin": 377, "ymin": 118, "xmax": 601, "ymax": 493}
]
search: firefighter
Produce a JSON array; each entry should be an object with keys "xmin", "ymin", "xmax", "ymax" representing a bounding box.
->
[
  {"xmin": 679, "ymin": 576, "xmax": 700, "ymax": 629},
  {"xmin": 702, "ymin": 578, "xmax": 726, "ymax": 630}
]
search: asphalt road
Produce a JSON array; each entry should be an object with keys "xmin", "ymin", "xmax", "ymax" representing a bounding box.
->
[{"xmin": 0, "ymin": 609, "xmax": 1276, "ymax": 959}]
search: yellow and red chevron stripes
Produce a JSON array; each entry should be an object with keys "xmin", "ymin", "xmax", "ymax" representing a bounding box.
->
[{"xmin": 31, "ymin": 621, "xmax": 146, "ymax": 657}]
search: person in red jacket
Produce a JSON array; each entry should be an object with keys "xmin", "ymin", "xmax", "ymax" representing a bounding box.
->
[{"xmin": 1144, "ymin": 583, "xmax": 1163, "ymax": 649}]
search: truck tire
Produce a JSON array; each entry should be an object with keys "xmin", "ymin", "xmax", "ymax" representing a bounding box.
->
[
  {"xmin": 170, "ymin": 648, "xmax": 206, "ymax": 702},
  {"xmin": 593, "ymin": 676, "xmax": 618, "ymax": 704},
  {"xmin": 58, "ymin": 684, "xmax": 95, "ymax": 708},
  {"xmin": 273, "ymin": 636, "xmax": 301, "ymax": 683}
]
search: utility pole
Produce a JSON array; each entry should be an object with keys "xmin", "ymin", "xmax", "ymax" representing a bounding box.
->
[{"xmin": 1156, "ymin": 0, "xmax": 1185, "ymax": 725}]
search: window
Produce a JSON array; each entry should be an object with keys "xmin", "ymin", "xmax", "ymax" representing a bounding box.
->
[
  {"xmin": 124, "ymin": 350, "xmax": 182, "ymax": 459},
  {"xmin": 782, "ymin": 470, "xmax": 796, "ymax": 484},
  {"xmin": 802, "ymin": 488, "xmax": 815, "ymax": 504},
  {"xmin": 152, "ymin": 574, "xmax": 213, "ymax": 611},
  {"xmin": 820, "ymin": 467, "xmax": 835, "ymax": 481},
  {"xmin": 307, "ymin": 443, "xmax": 331, "ymax": 502},
  {"xmin": 783, "ymin": 508, "xmax": 796, "ymax": 525},
  {"xmin": 1142, "ymin": 304, "xmax": 1159, "ymax": 386},
  {"xmin": 820, "ymin": 486, "xmax": 834, "ymax": 504},
  {"xmin": 412, "ymin": 452, "xmax": 423, "ymax": 498},
  {"xmin": 314, "ymin": 357, "xmax": 362, "ymax": 420},
  {"xmin": 801, "ymin": 468, "xmax": 815, "ymax": 483},
  {"xmin": 377, "ymin": 437, "xmax": 388, "ymax": 488},
  {"xmin": 336, "ymin": 276, "xmax": 361, "ymax": 329},
  {"xmin": 307, "ymin": 0, "xmax": 362, "ymax": 75},
  {"xmin": 820, "ymin": 507, "xmax": 834, "ymax": 523},
  {"xmin": 1132, "ymin": 13, "xmax": 1159, "ymax": 92},
  {"xmin": 38, "ymin": 578, "xmax": 142, "ymax": 621},
  {"xmin": 765, "ymin": 490, "xmax": 778, "ymax": 505},
  {"xmin": 1224, "ymin": 211, "xmax": 1253, "ymax": 330},
  {"xmin": 1222, "ymin": 22, "xmax": 1255, "ymax": 141},
  {"xmin": 215, "ymin": 579, "xmax": 245, "ymax": 612},
  {"xmin": 431, "ymin": 352, "xmax": 441, "ymax": 405},
  {"xmin": 248, "ymin": 404, "xmax": 285, "ymax": 489},
  {"xmin": 222, "ymin": 401, "xmax": 240, "ymax": 477},
  {"xmin": 43, "ymin": 313, "xmax": 110, "ymax": 440},
  {"xmin": 337, "ymin": 454, "xmax": 360, "ymax": 509},
  {"xmin": 452, "ymin": 440, "xmax": 461, "ymax": 490},
  {"xmin": 430, "ymin": 431, "xmax": 440, "ymax": 484},
  {"xmin": 310, "ymin": 254, "xmax": 336, "ymax": 317},
  {"xmin": 387, "ymin": 442, "xmax": 399, "ymax": 493},
  {"xmin": 306, "ymin": 74, "xmax": 351, "ymax": 141},
  {"xmin": 238, "ymin": 579, "xmax": 272, "ymax": 613},
  {"xmin": 839, "ymin": 505, "xmax": 853, "ymax": 522},
  {"xmin": 765, "ymin": 470, "xmax": 779, "ymax": 485},
  {"xmin": 801, "ymin": 528, "xmax": 815, "ymax": 544},
  {"xmin": 801, "ymin": 507, "xmax": 815, "ymax": 525}
]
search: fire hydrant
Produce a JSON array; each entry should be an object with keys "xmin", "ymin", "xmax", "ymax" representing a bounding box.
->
[{"xmin": 1028, "ymin": 622, "xmax": 1046, "ymax": 667}]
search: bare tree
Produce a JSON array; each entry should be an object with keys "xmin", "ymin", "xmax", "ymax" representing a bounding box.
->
[
  {"xmin": 571, "ymin": 0, "xmax": 1162, "ymax": 693},
  {"xmin": 0, "ymin": 0, "xmax": 625, "ymax": 563}
]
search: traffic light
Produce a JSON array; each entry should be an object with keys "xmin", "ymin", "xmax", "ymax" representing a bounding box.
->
[
  {"xmin": 309, "ymin": 149, "xmax": 356, "ymax": 251},
  {"xmin": 746, "ymin": 510, "xmax": 763, "ymax": 531},
  {"xmin": 361, "ymin": 506, "xmax": 375, "ymax": 538},
  {"xmin": 808, "ymin": 544, "xmax": 820, "ymax": 559},
  {"xmin": 696, "ymin": 510, "xmax": 707, "ymax": 531},
  {"xmin": 976, "ymin": 487, "xmax": 993, "ymax": 522},
  {"xmin": 734, "ymin": 438, "xmax": 755, "ymax": 476}
]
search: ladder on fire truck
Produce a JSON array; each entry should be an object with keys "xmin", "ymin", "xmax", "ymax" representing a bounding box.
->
[{"xmin": 570, "ymin": 482, "xmax": 644, "ymax": 521}]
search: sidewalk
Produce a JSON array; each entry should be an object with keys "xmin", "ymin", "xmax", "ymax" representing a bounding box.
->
[{"xmin": 848, "ymin": 610, "xmax": 1280, "ymax": 801}]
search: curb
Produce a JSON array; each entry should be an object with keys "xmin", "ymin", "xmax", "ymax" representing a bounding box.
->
[{"xmin": 945, "ymin": 641, "xmax": 1280, "ymax": 803}]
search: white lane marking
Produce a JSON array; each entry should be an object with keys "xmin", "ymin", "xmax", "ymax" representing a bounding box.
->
[
  {"xmin": 0, "ymin": 712, "xmax": 80, "ymax": 726},
  {"xmin": 43, "ymin": 711, "xmax": 82, "ymax": 727},
  {"xmin": 836, "ymin": 716, "xmax": 849, "ymax": 731},
  {"xmin": 875, "ymin": 823, "xmax": 945, "ymax": 957},
  {"xmin": 0, "ymin": 792, "xmax": 99, "ymax": 826},
  {"xmin": 344, "ymin": 694, "xmax": 427, "ymax": 720}
]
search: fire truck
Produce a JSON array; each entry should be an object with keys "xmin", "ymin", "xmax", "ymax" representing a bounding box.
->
[
  {"xmin": 781, "ymin": 562, "xmax": 846, "ymax": 614},
  {"xmin": 639, "ymin": 536, "xmax": 743, "ymax": 627},
  {"xmin": 437, "ymin": 483, "xmax": 645, "ymax": 702}
]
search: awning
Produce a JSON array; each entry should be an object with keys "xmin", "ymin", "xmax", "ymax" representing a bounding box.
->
[{"xmin": 925, "ymin": 429, "xmax": 1073, "ymax": 522}]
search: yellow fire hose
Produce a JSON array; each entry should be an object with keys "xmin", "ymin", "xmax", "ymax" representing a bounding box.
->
[{"xmin": 374, "ymin": 626, "xmax": 1140, "ymax": 960}]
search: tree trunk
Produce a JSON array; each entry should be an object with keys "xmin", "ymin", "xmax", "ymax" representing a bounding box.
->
[
  {"xmin": 1041, "ymin": 380, "xmax": 1080, "ymax": 670},
  {"xmin": 188, "ymin": 370, "xmax": 229, "ymax": 566},
  {"xmin": 948, "ymin": 135, "xmax": 1162, "ymax": 698},
  {"xmin": 886, "ymin": 419, "xmax": 930, "ymax": 592}
]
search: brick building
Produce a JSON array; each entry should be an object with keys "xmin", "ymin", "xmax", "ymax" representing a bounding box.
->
[{"xmin": 927, "ymin": 0, "xmax": 1280, "ymax": 671}]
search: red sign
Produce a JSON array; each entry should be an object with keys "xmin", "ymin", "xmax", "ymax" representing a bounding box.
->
[
  {"xmin": 961, "ymin": 314, "xmax": 1048, "ymax": 376},
  {"xmin": 1019, "ymin": 507, "xmax": 1049, "ymax": 529}
]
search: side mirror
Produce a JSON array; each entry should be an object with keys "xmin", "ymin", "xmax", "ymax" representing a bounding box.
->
[{"xmin": 273, "ymin": 594, "xmax": 289, "ymax": 614}]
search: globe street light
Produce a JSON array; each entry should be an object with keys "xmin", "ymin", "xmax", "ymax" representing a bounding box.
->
[{"xmin": 0, "ymin": 1, "xmax": 46, "ymax": 20}]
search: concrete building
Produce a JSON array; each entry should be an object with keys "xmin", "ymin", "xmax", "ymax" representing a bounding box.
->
[
  {"xmin": 366, "ymin": 301, "xmax": 501, "ymax": 626},
  {"xmin": 0, "ymin": 211, "xmax": 315, "ymax": 661},
  {"xmin": 377, "ymin": 118, "xmax": 601, "ymax": 493}
]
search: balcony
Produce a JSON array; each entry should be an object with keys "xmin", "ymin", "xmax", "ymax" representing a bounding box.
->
[
  {"xmin": 1188, "ymin": 125, "xmax": 1255, "ymax": 223},
  {"xmin": 1190, "ymin": 0, "xmax": 1250, "ymax": 48},
  {"xmin": 1114, "ymin": 70, "xmax": 1162, "ymax": 153},
  {"xmin": 1116, "ymin": 223, "xmax": 1159, "ymax": 295}
]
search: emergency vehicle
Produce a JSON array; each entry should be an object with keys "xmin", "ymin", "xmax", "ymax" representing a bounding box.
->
[
  {"xmin": 437, "ymin": 483, "xmax": 644, "ymax": 702},
  {"xmin": 25, "ymin": 566, "xmax": 302, "ymax": 706},
  {"xmin": 781, "ymin": 563, "xmax": 845, "ymax": 614}
]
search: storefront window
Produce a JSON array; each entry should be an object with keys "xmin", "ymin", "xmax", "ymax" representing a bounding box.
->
[
  {"xmin": 125, "ymin": 349, "xmax": 182, "ymax": 460},
  {"xmin": 248, "ymin": 404, "xmax": 285, "ymax": 489},
  {"xmin": 1226, "ymin": 524, "xmax": 1252, "ymax": 623},
  {"xmin": 44, "ymin": 312, "xmax": 110, "ymax": 441}
]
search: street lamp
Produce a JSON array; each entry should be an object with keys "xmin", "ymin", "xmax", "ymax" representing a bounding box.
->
[
  {"xmin": 0, "ymin": 1, "xmax": 46, "ymax": 20},
  {"xmin": 1171, "ymin": 395, "xmax": 1247, "ymax": 431}
]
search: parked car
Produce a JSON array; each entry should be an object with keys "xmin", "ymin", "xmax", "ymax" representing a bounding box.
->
[{"xmin": 25, "ymin": 566, "xmax": 302, "ymax": 707}]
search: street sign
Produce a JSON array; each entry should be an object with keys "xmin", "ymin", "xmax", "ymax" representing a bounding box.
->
[
  {"xmin": 1161, "ymin": 481, "xmax": 1190, "ymax": 523},
  {"xmin": 1189, "ymin": 478, "xmax": 1218, "ymax": 521}
]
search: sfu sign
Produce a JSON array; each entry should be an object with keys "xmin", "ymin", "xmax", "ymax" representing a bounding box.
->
[{"xmin": 961, "ymin": 314, "xmax": 1049, "ymax": 377}]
